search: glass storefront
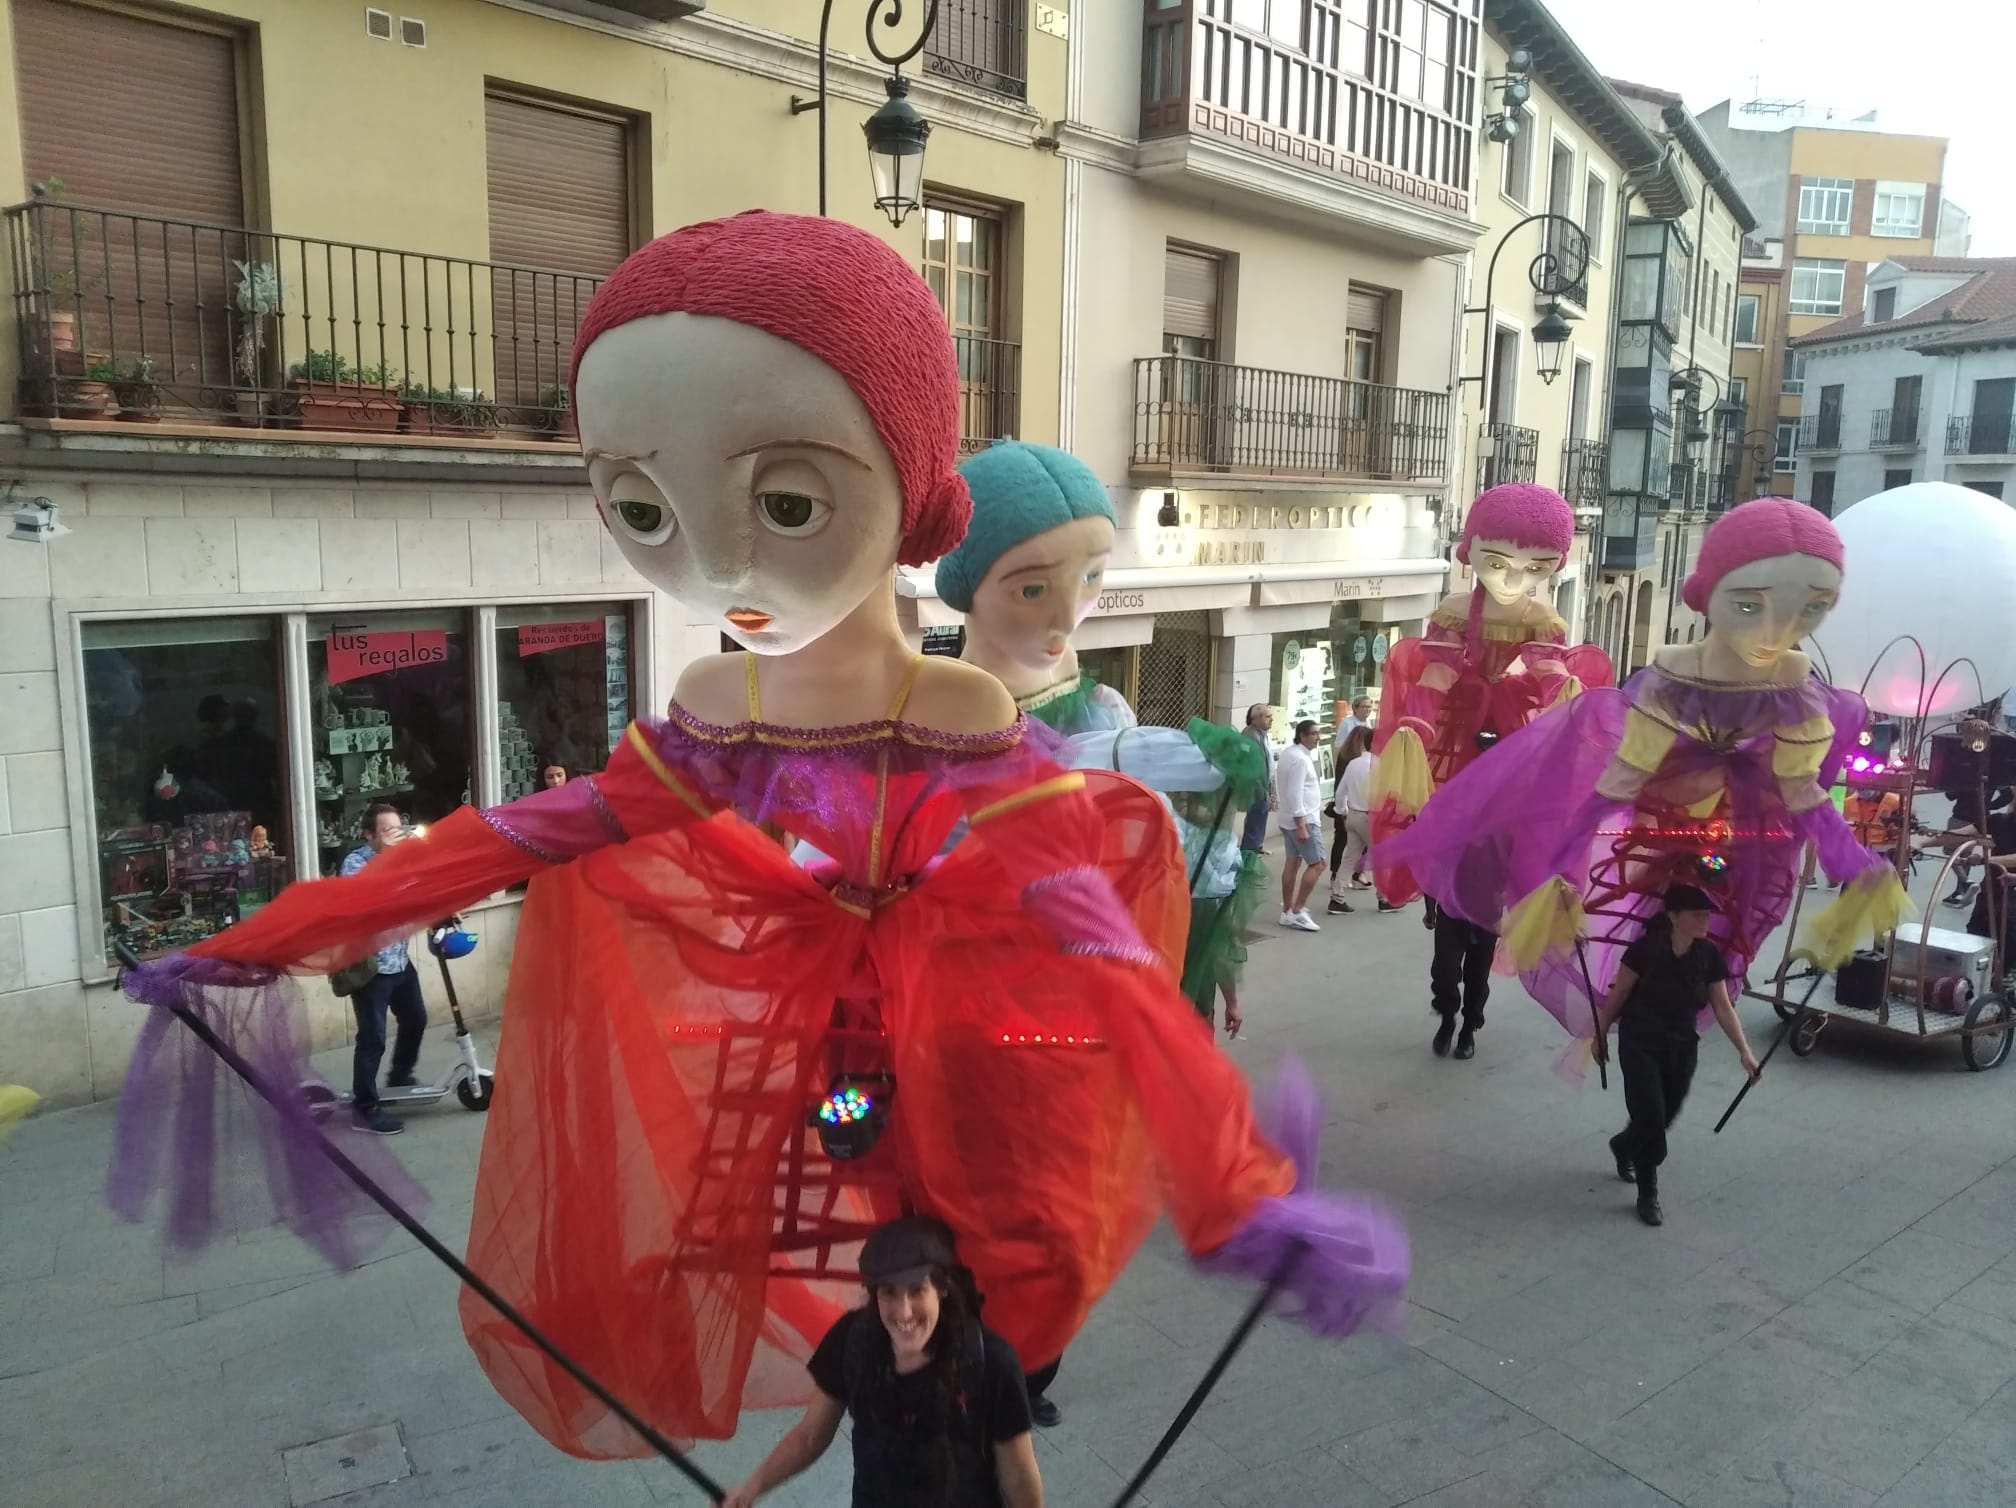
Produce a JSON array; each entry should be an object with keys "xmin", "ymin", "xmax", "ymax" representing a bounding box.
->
[
  {"xmin": 496, "ymin": 603, "xmax": 632, "ymax": 800},
  {"xmin": 83, "ymin": 617, "xmax": 291, "ymax": 960}
]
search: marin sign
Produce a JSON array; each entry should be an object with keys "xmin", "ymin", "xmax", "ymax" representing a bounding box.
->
[
  {"xmin": 517, "ymin": 620, "xmax": 604, "ymax": 657},
  {"xmin": 326, "ymin": 630, "xmax": 449, "ymax": 685}
]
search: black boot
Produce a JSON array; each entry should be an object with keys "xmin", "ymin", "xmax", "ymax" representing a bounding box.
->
[
  {"xmin": 1453, "ymin": 1025, "xmax": 1477, "ymax": 1060},
  {"xmin": 1432, "ymin": 1016, "xmax": 1456, "ymax": 1056},
  {"xmin": 1636, "ymin": 1195, "xmax": 1663, "ymax": 1227},
  {"xmin": 1608, "ymin": 1133, "xmax": 1635, "ymax": 1184}
]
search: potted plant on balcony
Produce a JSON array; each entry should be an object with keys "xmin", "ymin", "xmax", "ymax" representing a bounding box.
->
[
  {"xmin": 535, "ymin": 383, "xmax": 575, "ymax": 442},
  {"xmin": 286, "ymin": 352, "xmax": 401, "ymax": 433},
  {"xmin": 111, "ymin": 357, "xmax": 164, "ymax": 423},
  {"xmin": 400, "ymin": 382, "xmax": 500, "ymax": 439},
  {"xmin": 61, "ymin": 359, "xmax": 117, "ymax": 419},
  {"xmin": 230, "ymin": 259, "xmax": 283, "ymax": 426}
]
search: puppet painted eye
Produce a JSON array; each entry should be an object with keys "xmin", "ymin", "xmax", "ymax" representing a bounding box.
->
[
  {"xmin": 1019, "ymin": 582, "xmax": 1047, "ymax": 601},
  {"xmin": 757, "ymin": 491, "xmax": 832, "ymax": 537},
  {"xmin": 1083, "ymin": 565, "xmax": 1105, "ymax": 586},
  {"xmin": 611, "ymin": 496, "xmax": 675, "ymax": 544}
]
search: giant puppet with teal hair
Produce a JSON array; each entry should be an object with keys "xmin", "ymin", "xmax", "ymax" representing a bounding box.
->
[{"xmin": 938, "ymin": 441, "xmax": 1270, "ymax": 1033}]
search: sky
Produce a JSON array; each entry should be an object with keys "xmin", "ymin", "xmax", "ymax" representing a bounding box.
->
[{"xmin": 1538, "ymin": 0, "xmax": 2016, "ymax": 256}]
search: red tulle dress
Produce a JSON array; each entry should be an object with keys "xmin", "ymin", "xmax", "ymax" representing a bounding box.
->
[
  {"xmin": 1372, "ymin": 599, "xmax": 1615, "ymax": 905},
  {"xmin": 110, "ymin": 656, "xmax": 1407, "ymax": 1458}
]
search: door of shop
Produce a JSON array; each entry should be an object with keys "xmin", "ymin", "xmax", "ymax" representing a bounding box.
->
[{"xmin": 1135, "ymin": 611, "xmax": 1214, "ymax": 728}]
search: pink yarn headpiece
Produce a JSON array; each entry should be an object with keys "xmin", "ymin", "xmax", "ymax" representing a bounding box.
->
[
  {"xmin": 1682, "ymin": 499, "xmax": 1845, "ymax": 614},
  {"xmin": 1456, "ymin": 483, "xmax": 1575, "ymax": 566},
  {"xmin": 570, "ymin": 210, "xmax": 970, "ymax": 567}
]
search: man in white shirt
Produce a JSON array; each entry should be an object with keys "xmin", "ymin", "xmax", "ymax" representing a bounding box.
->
[
  {"xmin": 1332, "ymin": 695, "xmax": 1372, "ymax": 758},
  {"xmin": 1274, "ymin": 719, "xmax": 1325, "ymax": 931}
]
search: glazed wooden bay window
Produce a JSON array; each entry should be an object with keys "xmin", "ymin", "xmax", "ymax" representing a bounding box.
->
[
  {"xmin": 1141, "ymin": 0, "xmax": 1481, "ymax": 215},
  {"xmin": 922, "ymin": 199, "xmax": 1021, "ymax": 451}
]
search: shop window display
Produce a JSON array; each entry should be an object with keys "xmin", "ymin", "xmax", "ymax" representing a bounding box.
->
[
  {"xmin": 308, "ymin": 612, "xmax": 471, "ymax": 877},
  {"xmin": 495, "ymin": 604, "xmax": 632, "ymax": 801},
  {"xmin": 83, "ymin": 619, "xmax": 290, "ymax": 960}
]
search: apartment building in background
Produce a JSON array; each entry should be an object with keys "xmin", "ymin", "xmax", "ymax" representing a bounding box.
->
[
  {"xmin": 1698, "ymin": 97, "xmax": 1952, "ymax": 508},
  {"xmin": 0, "ymin": 0, "xmax": 1062, "ymax": 1104},
  {"xmin": 1789, "ymin": 257, "xmax": 2016, "ymax": 515}
]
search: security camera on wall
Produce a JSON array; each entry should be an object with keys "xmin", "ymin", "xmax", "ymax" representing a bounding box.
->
[{"xmin": 6, "ymin": 491, "xmax": 67, "ymax": 544}]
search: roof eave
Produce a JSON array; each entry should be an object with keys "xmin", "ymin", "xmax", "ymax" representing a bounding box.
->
[
  {"xmin": 1660, "ymin": 103, "xmax": 1759, "ymax": 233},
  {"xmin": 1486, "ymin": 0, "xmax": 1665, "ymax": 181}
]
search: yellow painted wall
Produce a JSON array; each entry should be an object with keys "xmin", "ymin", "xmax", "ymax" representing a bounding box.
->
[
  {"xmin": 1788, "ymin": 127, "xmax": 1945, "ymax": 185},
  {"xmin": 0, "ymin": 0, "xmax": 1067, "ymax": 438}
]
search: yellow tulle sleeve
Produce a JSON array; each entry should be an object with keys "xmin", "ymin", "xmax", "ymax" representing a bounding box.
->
[
  {"xmin": 1371, "ymin": 724, "xmax": 1433, "ymax": 819},
  {"xmin": 1616, "ymin": 706, "xmax": 1679, "ymax": 774},
  {"xmin": 0, "ymin": 1084, "xmax": 38, "ymax": 1145},
  {"xmin": 1796, "ymin": 865, "xmax": 1914, "ymax": 970},
  {"xmin": 1501, "ymin": 876, "xmax": 1587, "ymax": 970}
]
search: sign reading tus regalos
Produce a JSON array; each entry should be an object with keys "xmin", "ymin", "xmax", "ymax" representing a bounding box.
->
[{"xmin": 326, "ymin": 630, "xmax": 448, "ymax": 685}]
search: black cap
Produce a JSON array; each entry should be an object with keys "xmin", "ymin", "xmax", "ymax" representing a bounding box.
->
[
  {"xmin": 1663, "ymin": 883, "xmax": 1717, "ymax": 915},
  {"xmin": 859, "ymin": 1216, "xmax": 955, "ymax": 1287}
]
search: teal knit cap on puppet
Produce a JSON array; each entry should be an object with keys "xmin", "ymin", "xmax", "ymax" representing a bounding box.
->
[{"xmin": 935, "ymin": 441, "xmax": 1117, "ymax": 612}]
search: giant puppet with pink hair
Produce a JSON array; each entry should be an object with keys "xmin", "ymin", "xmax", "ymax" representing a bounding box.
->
[
  {"xmin": 102, "ymin": 212, "xmax": 1406, "ymax": 1459},
  {"xmin": 1381, "ymin": 497, "xmax": 1913, "ymax": 1049}
]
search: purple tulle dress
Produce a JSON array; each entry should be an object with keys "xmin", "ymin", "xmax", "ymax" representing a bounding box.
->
[{"xmin": 1381, "ymin": 661, "xmax": 1882, "ymax": 1036}]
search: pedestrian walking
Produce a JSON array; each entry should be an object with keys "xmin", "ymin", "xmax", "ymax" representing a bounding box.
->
[
  {"xmin": 1275, "ymin": 719, "xmax": 1325, "ymax": 931},
  {"xmin": 339, "ymin": 804, "xmax": 427, "ymax": 1135},
  {"xmin": 1593, "ymin": 884, "xmax": 1761, "ymax": 1227},
  {"xmin": 1327, "ymin": 726, "xmax": 1397, "ymax": 917},
  {"xmin": 722, "ymin": 1216, "xmax": 1044, "ymax": 1508},
  {"xmin": 1429, "ymin": 908, "xmax": 1494, "ymax": 1060}
]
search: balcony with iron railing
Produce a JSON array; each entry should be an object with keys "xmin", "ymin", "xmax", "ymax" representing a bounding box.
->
[
  {"xmin": 4, "ymin": 199, "xmax": 1014, "ymax": 452},
  {"xmin": 1136, "ymin": 1, "xmax": 1480, "ymax": 242},
  {"xmin": 1947, "ymin": 412, "xmax": 2016, "ymax": 458},
  {"xmin": 1667, "ymin": 461, "xmax": 1707, "ymax": 514},
  {"xmin": 1797, "ymin": 413, "xmax": 1843, "ymax": 454},
  {"xmin": 1560, "ymin": 437, "xmax": 1607, "ymax": 512},
  {"xmin": 1479, "ymin": 422, "xmax": 1539, "ymax": 490},
  {"xmin": 1130, "ymin": 356, "xmax": 1451, "ymax": 484},
  {"xmin": 924, "ymin": 0, "xmax": 1028, "ymax": 99},
  {"xmin": 1870, "ymin": 406, "xmax": 1922, "ymax": 450}
]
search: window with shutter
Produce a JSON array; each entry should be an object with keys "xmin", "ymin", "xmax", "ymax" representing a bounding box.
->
[
  {"xmin": 485, "ymin": 93, "xmax": 633, "ymax": 409},
  {"xmin": 1162, "ymin": 248, "xmax": 1222, "ymax": 349},
  {"xmin": 13, "ymin": 0, "xmax": 246, "ymax": 395}
]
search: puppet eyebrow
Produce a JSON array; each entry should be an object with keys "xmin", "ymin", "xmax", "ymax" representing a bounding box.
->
[
  {"xmin": 726, "ymin": 438, "xmax": 872, "ymax": 469},
  {"xmin": 583, "ymin": 446, "xmax": 657, "ymax": 465}
]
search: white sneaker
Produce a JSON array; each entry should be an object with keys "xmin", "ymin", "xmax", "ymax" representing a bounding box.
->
[
  {"xmin": 1292, "ymin": 910, "xmax": 1322, "ymax": 932},
  {"xmin": 1278, "ymin": 909, "xmax": 1299, "ymax": 928}
]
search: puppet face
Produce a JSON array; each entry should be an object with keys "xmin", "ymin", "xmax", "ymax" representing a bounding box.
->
[
  {"xmin": 964, "ymin": 515, "xmax": 1115, "ymax": 679},
  {"xmin": 1705, "ymin": 551, "xmax": 1842, "ymax": 671},
  {"xmin": 576, "ymin": 313, "xmax": 905, "ymax": 655},
  {"xmin": 1468, "ymin": 538, "xmax": 1563, "ymax": 606}
]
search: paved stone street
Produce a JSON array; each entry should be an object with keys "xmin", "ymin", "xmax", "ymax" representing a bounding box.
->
[{"xmin": 8, "ymin": 852, "xmax": 2016, "ymax": 1507}]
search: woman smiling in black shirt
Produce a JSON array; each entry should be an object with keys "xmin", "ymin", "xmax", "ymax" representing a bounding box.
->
[{"xmin": 1594, "ymin": 884, "xmax": 1762, "ymax": 1228}]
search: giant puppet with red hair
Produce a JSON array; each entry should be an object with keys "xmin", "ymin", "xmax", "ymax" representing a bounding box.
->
[
  {"xmin": 106, "ymin": 212, "xmax": 1406, "ymax": 1457},
  {"xmin": 1381, "ymin": 497, "xmax": 1912, "ymax": 1048}
]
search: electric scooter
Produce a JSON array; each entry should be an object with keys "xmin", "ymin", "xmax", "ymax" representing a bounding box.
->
[{"xmin": 304, "ymin": 919, "xmax": 495, "ymax": 1118}]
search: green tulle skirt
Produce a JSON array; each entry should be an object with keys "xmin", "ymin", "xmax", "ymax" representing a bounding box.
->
[{"xmin": 1181, "ymin": 847, "xmax": 1268, "ymax": 1021}]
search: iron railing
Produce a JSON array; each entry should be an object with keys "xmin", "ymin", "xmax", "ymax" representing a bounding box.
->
[
  {"xmin": 953, "ymin": 333, "xmax": 1020, "ymax": 454},
  {"xmin": 925, "ymin": 0, "xmax": 1027, "ymax": 99},
  {"xmin": 1798, "ymin": 412, "xmax": 1843, "ymax": 452},
  {"xmin": 1560, "ymin": 437, "xmax": 1607, "ymax": 510},
  {"xmin": 1870, "ymin": 406, "xmax": 1921, "ymax": 449},
  {"xmin": 1480, "ymin": 422, "xmax": 1539, "ymax": 489},
  {"xmin": 1602, "ymin": 500, "xmax": 1657, "ymax": 571},
  {"xmin": 1667, "ymin": 461, "xmax": 1707, "ymax": 512},
  {"xmin": 1546, "ymin": 219, "xmax": 1590, "ymax": 310},
  {"xmin": 1131, "ymin": 356, "xmax": 1450, "ymax": 482},
  {"xmin": 1948, "ymin": 413, "xmax": 2016, "ymax": 456},
  {"xmin": 5, "ymin": 198, "xmax": 601, "ymax": 437}
]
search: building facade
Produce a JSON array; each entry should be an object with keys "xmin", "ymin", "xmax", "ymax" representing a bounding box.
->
[
  {"xmin": 1789, "ymin": 257, "xmax": 2016, "ymax": 514},
  {"xmin": 1698, "ymin": 98, "xmax": 1951, "ymax": 508},
  {"xmin": 901, "ymin": 0, "xmax": 1494, "ymax": 776},
  {"xmin": 0, "ymin": 0, "xmax": 1065, "ymax": 1104}
]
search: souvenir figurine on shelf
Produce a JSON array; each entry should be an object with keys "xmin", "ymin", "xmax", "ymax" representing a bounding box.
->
[
  {"xmin": 1369, "ymin": 483, "xmax": 1614, "ymax": 1058},
  {"xmin": 152, "ymin": 768, "xmax": 179, "ymax": 802},
  {"xmin": 248, "ymin": 826, "xmax": 273, "ymax": 860},
  {"xmin": 937, "ymin": 440, "xmax": 1269, "ymax": 1031},
  {"xmin": 109, "ymin": 212, "xmax": 1405, "ymax": 1457},
  {"xmin": 1381, "ymin": 497, "xmax": 1912, "ymax": 1052},
  {"xmin": 314, "ymin": 759, "xmax": 338, "ymax": 799}
]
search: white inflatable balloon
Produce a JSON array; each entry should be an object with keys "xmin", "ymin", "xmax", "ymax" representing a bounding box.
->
[{"xmin": 1811, "ymin": 482, "xmax": 2016, "ymax": 717}]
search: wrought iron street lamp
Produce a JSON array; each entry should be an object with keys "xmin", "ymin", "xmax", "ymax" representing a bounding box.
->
[
  {"xmin": 1533, "ymin": 304, "xmax": 1572, "ymax": 386},
  {"xmin": 791, "ymin": 1, "xmax": 940, "ymax": 228},
  {"xmin": 1460, "ymin": 212, "xmax": 1592, "ymax": 425}
]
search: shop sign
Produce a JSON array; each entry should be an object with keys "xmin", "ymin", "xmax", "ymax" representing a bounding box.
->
[
  {"xmin": 1351, "ymin": 634, "xmax": 1369, "ymax": 665},
  {"xmin": 1096, "ymin": 589, "xmax": 1148, "ymax": 613},
  {"xmin": 517, "ymin": 620, "xmax": 605, "ymax": 657},
  {"xmin": 1332, "ymin": 576, "xmax": 1386, "ymax": 601},
  {"xmin": 327, "ymin": 630, "xmax": 448, "ymax": 685},
  {"xmin": 1373, "ymin": 633, "xmax": 1390, "ymax": 665}
]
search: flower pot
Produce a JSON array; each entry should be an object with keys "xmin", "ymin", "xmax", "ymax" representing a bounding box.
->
[
  {"xmin": 401, "ymin": 402, "xmax": 498, "ymax": 439},
  {"xmin": 58, "ymin": 379, "xmax": 114, "ymax": 419},
  {"xmin": 46, "ymin": 310, "xmax": 77, "ymax": 354},
  {"xmin": 112, "ymin": 383, "xmax": 162, "ymax": 422},
  {"xmin": 288, "ymin": 378, "xmax": 400, "ymax": 433}
]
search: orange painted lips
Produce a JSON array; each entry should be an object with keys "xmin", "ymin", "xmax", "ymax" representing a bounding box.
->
[{"xmin": 726, "ymin": 609, "xmax": 774, "ymax": 632}]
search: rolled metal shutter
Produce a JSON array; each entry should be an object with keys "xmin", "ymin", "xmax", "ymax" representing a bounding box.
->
[
  {"xmin": 1162, "ymin": 248, "xmax": 1222, "ymax": 341},
  {"xmin": 1347, "ymin": 285, "xmax": 1388, "ymax": 332}
]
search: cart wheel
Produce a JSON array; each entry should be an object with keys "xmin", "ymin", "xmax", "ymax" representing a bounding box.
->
[
  {"xmin": 301, "ymin": 1082, "xmax": 339, "ymax": 1119},
  {"xmin": 456, "ymin": 1072, "xmax": 494, "ymax": 1112},
  {"xmin": 1772, "ymin": 996, "xmax": 1800, "ymax": 1023},
  {"xmin": 1789, "ymin": 1012, "xmax": 1824, "ymax": 1058},
  {"xmin": 1962, "ymin": 994, "xmax": 2014, "ymax": 1072}
]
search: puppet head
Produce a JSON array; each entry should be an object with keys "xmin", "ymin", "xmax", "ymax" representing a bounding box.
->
[
  {"xmin": 939, "ymin": 442, "xmax": 1115, "ymax": 683},
  {"xmin": 569, "ymin": 211, "xmax": 971, "ymax": 654},
  {"xmin": 1683, "ymin": 499, "xmax": 1845, "ymax": 670},
  {"xmin": 1457, "ymin": 484, "xmax": 1575, "ymax": 607}
]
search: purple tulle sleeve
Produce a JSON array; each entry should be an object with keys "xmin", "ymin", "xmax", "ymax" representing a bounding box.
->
[
  {"xmin": 106, "ymin": 956, "xmax": 427, "ymax": 1267},
  {"xmin": 1196, "ymin": 1055, "xmax": 1409, "ymax": 1338}
]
